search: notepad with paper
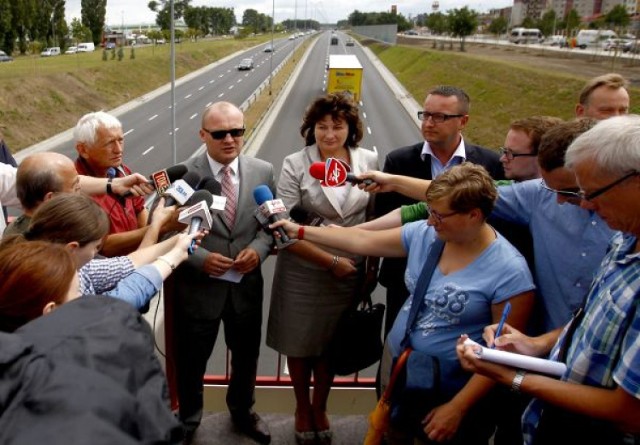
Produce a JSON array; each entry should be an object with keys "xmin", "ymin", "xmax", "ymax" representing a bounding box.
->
[{"xmin": 463, "ymin": 338, "xmax": 567, "ymax": 377}]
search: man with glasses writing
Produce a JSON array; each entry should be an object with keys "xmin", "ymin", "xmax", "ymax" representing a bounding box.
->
[
  {"xmin": 375, "ymin": 85, "xmax": 504, "ymax": 337},
  {"xmin": 172, "ymin": 101, "xmax": 275, "ymax": 444}
]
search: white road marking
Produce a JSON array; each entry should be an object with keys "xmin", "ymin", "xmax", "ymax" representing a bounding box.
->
[
  {"xmin": 198, "ymin": 86, "xmax": 204, "ymax": 91},
  {"xmin": 367, "ymin": 126, "xmax": 372, "ymax": 135},
  {"xmin": 372, "ymin": 146, "xmax": 378, "ymax": 153},
  {"xmin": 218, "ymin": 93, "xmax": 224, "ymax": 98},
  {"xmin": 185, "ymin": 94, "xmax": 192, "ymax": 99},
  {"xmin": 149, "ymin": 114, "xmax": 158, "ymax": 121},
  {"xmin": 363, "ymin": 112, "xmax": 367, "ymax": 119},
  {"xmin": 206, "ymin": 102, "xmax": 212, "ymax": 107},
  {"xmin": 190, "ymin": 113, "xmax": 198, "ymax": 120},
  {"xmin": 228, "ymin": 85, "xmax": 234, "ymax": 90},
  {"xmin": 143, "ymin": 146, "xmax": 154, "ymax": 155},
  {"xmin": 123, "ymin": 129, "xmax": 134, "ymax": 136}
]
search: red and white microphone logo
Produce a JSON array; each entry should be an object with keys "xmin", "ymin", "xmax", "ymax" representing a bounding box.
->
[{"xmin": 324, "ymin": 157, "xmax": 349, "ymax": 187}]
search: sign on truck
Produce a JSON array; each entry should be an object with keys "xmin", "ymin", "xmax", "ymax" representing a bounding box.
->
[{"xmin": 326, "ymin": 54, "xmax": 363, "ymax": 103}]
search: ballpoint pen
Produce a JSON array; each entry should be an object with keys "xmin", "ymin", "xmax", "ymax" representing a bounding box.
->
[{"xmin": 492, "ymin": 302, "xmax": 511, "ymax": 349}]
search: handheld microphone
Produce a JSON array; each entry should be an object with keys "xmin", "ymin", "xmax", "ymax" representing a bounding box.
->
[
  {"xmin": 178, "ymin": 190, "xmax": 214, "ymax": 254},
  {"xmin": 123, "ymin": 164, "xmax": 188, "ymax": 197},
  {"xmin": 163, "ymin": 171, "xmax": 200, "ymax": 206},
  {"xmin": 309, "ymin": 160, "xmax": 374, "ymax": 187},
  {"xmin": 253, "ymin": 185, "xmax": 290, "ymax": 243},
  {"xmin": 289, "ymin": 205, "xmax": 325, "ymax": 227},
  {"xmin": 196, "ymin": 177, "xmax": 226, "ymax": 214}
]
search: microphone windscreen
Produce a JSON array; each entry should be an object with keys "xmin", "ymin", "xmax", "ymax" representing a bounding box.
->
[
  {"xmin": 289, "ymin": 205, "xmax": 309, "ymax": 224},
  {"xmin": 198, "ymin": 177, "xmax": 222, "ymax": 195},
  {"xmin": 181, "ymin": 171, "xmax": 201, "ymax": 188},
  {"xmin": 253, "ymin": 185, "xmax": 274, "ymax": 205},
  {"xmin": 165, "ymin": 164, "xmax": 188, "ymax": 182},
  {"xmin": 187, "ymin": 189, "xmax": 214, "ymax": 208},
  {"xmin": 309, "ymin": 162, "xmax": 325, "ymax": 180}
]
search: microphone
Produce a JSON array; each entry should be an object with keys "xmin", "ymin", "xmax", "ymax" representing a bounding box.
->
[
  {"xmin": 123, "ymin": 164, "xmax": 188, "ymax": 197},
  {"xmin": 150, "ymin": 164, "xmax": 188, "ymax": 194},
  {"xmin": 289, "ymin": 205, "xmax": 325, "ymax": 226},
  {"xmin": 178, "ymin": 190, "xmax": 213, "ymax": 254},
  {"xmin": 309, "ymin": 160, "xmax": 374, "ymax": 187},
  {"xmin": 163, "ymin": 171, "xmax": 200, "ymax": 206},
  {"xmin": 196, "ymin": 177, "xmax": 226, "ymax": 214},
  {"xmin": 253, "ymin": 185, "xmax": 290, "ymax": 243}
]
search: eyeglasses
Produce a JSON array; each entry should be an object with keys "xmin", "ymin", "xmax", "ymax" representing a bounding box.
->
[
  {"xmin": 499, "ymin": 147, "xmax": 537, "ymax": 161},
  {"xmin": 203, "ymin": 128, "xmax": 246, "ymax": 140},
  {"xmin": 417, "ymin": 111, "xmax": 464, "ymax": 124},
  {"xmin": 579, "ymin": 171, "xmax": 639, "ymax": 201},
  {"xmin": 425, "ymin": 203, "xmax": 458, "ymax": 224},
  {"xmin": 540, "ymin": 180, "xmax": 582, "ymax": 200}
]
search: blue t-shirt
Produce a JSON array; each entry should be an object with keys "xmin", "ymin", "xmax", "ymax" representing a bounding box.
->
[{"xmin": 387, "ymin": 221, "xmax": 535, "ymax": 366}]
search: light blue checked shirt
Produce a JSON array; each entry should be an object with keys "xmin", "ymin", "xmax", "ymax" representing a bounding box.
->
[
  {"xmin": 523, "ymin": 232, "xmax": 640, "ymax": 444},
  {"xmin": 79, "ymin": 257, "xmax": 163, "ymax": 309}
]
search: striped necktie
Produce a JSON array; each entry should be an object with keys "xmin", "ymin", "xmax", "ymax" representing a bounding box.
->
[{"xmin": 221, "ymin": 165, "xmax": 236, "ymax": 228}]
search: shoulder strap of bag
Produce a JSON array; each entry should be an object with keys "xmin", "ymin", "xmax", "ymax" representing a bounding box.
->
[{"xmin": 401, "ymin": 238, "xmax": 444, "ymax": 348}]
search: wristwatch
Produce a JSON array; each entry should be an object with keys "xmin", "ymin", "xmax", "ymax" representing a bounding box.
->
[
  {"xmin": 106, "ymin": 177, "xmax": 114, "ymax": 195},
  {"xmin": 511, "ymin": 369, "xmax": 526, "ymax": 393}
]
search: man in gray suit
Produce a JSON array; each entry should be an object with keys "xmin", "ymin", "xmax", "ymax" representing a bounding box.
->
[{"xmin": 173, "ymin": 102, "xmax": 275, "ymax": 444}]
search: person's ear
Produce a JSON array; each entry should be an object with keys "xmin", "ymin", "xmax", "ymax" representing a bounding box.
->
[
  {"xmin": 76, "ymin": 142, "xmax": 90, "ymax": 159},
  {"xmin": 575, "ymin": 103, "xmax": 585, "ymax": 117},
  {"xmin": 43, "ymin": 191, "xmax": 55, "ymax": 202},
  {"xmin": 42, "ymin": 302, "xmax": 57, "ymax": 315},
  {"xmin": 65, "ymin": 241, "xmax": 80, "ymax": 251}
]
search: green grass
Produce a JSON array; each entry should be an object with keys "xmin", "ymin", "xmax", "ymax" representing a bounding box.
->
[
  {"xmin": 0, "ymin": 36, "xmax": 273, "ymax": 151},
  {"xmin": 368, "ymin": 42, "xmax": 640, "ymax": 149},
  {"xmin": 3, "ymin": 35, "xmax": 640, "ymax": 152}
]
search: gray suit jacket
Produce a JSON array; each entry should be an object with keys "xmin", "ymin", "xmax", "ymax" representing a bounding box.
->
[{"xmin": 173, "ymin": 153, "xmax": 276, "ymax": 320}]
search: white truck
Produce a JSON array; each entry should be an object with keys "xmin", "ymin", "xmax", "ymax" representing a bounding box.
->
[
  {"xmin": 576, "ymin": 29, "xmax": 617, "ymax": 49},
  {"xmin": 77, "ymin": 42, "xmax": 95, "ymax": 52}
]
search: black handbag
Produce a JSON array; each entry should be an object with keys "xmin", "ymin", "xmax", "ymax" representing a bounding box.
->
[{"xmin": 329, "ymin": 292, "xmax": 385, "ymax": 376}]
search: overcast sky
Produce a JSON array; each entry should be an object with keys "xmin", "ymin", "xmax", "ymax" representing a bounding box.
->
[{"xmin": 65, "ymin": 0, "xmax": 512, "ymax": 28}]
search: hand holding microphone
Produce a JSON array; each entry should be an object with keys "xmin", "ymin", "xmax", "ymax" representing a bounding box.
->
[
  {"xmin": 178, "ymin": 190, "xmax": 213, "ymax": 254},
  {"xmin": 253, "ymin": 185, "xmax": 290, "ymax": 243},
  {"xmin": 122, "ymin": 164, "xmax": 188, "ymax": 198},
  {"xmin": 309, "ymin": 159, "xmax": 376, "ymax": 187}
]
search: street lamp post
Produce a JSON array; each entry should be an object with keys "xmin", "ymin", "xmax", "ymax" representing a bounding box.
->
[{"xmin": 269, "ymin": 0, "xmax": 275, "ymax": 95}]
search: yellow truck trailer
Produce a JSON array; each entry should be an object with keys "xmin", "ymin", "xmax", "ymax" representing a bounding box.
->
[{"xmin": 326, "ymin": 54, "xmax": 363, "ymax": 103}]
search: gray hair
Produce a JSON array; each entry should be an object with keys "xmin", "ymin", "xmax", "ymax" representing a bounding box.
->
[
  {"xmin": 73, "ymin": 111, "xmax": 122, "ymax": 146},
  {"xmin": 565, "ymin": 114, "xmax": 640, "ymax": 176}
]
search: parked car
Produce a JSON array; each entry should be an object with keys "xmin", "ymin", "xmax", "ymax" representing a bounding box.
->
[
  {"xmin": 0, "ymin": 50, "xmax": 12, "ymax": 62},
  {"xmin": 237, "ymin": 58, "xmax": 254, "ymax": 70},
  {"xmin": 105, "ymin": 42, "xmax": 116, "ymax": 49},
  {"xmin": 263, "ymin": 44, "xmax": 273, "ymax": 52},
  {"xmin": 346, "ymin": 39, "xmax": 355, "ymax": 46},
  {"xmin": 547, "ymin": 35, "xmax": 568, "ymax": 47},
  {"xmin": 77, "ymin": 42, "xmax": 95, "ymax": 52},
  {"xmin": 40, "ymin": 47, "xmax": 61, "ymax": 57},
  {"xmin": 603, "ymin": 38, "xmax": 630, "ymax": 51},
  {"xmin": 65, "ymin": 46, "xmax": 78, "ymax": 54}
]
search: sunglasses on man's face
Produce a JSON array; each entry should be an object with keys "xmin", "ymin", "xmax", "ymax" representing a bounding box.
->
[{"xmin": 203, "ymin": 128, "xmax": 246, "ymax": 140}]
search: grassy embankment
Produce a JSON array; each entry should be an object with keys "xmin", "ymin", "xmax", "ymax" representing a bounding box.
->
[
  {"xmin": 3, "ymin": 36, "xmax": 640, "ymax": 153},
  {"xmin": 366, "ymin": 40, "xmax": 640, "ymax": 149}
]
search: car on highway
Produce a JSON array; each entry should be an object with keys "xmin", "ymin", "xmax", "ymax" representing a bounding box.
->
[
  {"xmin": 346, "ymin": 39, "xmax": 355, "ymax": 46},
  {"xmin": 264, "ymin": 44, "xmax": 273, "ymax": 52},
  {"xmin": 237, "ymin": 58, "xmax": 254, "ymax": 70},
  {"xmin": 603, "ymin": 38, "xmax": 630, "ymax": 51},
  {"xmin": 65, "ymin": 46, "xmax": 78, "ymax": 54},
  {"xmin": 0, "ymin": 50, "xmax": 13, "ymax": 62}
]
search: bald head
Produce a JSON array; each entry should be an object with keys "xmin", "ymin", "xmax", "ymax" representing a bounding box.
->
[{"xmin": 17, "ymin": 152, "xmax": 80, "ymax": 214}]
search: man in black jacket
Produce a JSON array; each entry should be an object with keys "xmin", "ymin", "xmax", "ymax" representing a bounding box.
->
[{"xmin": 375, "ymin": 85, "xmax": 504, "ymax": 337}]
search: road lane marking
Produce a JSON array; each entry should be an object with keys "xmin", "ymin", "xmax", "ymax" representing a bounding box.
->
[
  {"xmin": 372, "ymin": 146, "xmax": 378, "ymax": 153},
  {"xmin": 209, "ymin": 80, "xmax": 215, "ymax": 84},
  {"xmin": 149, "ymin": 114, "xmax": 158, "ymax": 121},
  {"xmin": 228, "ymin": 85, "xmax": 234, "ymax": 90},
  {"xmin": 190, "ymin": 113, "xmax": 198, "ymax": 120},
  {"xmin": 143, "ymin": 146, "xmax": 154, "ymax": 156},
  {"xmin": 185, "ymin": 94, "xmax": 192, "ymax": 99},
  {"xmin": 206, "ymin": 102, "xmax": 212, "ymax": 107},
  {"xmin": 367, "ymin": 126, "xmax": 372, "ymax": 135},
  {"xmin": 363, "ymin": 112, "xmax": 367, "ymax": 119},
  {"xmin": 218, "ymin": 93, "xmax": 224, "ymax": 98},
  {"xmin": 198, "ymin": 86, "xmax": 204, "ymax": 91},
  {"xmin": 124, "ymin": 129, "xmax": 134, "ymax": 136}
]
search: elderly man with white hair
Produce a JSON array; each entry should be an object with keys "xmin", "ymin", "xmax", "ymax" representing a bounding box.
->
[
  {"xmin": 74, "ymin": 111, "xmax": 154, "ymax": 257},
  {"xmin": 457, "ymin": 114, "xmax": 640, "ymax": 445}
]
